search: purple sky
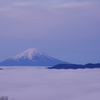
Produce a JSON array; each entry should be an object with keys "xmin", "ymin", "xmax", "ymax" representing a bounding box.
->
[{"xmin": 0, "ymin": 0, "xmax": 100, "ymax": 64}]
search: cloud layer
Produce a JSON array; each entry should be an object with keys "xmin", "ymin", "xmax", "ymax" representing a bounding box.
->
[{"xmin": 0, "ymin": 67, "xmax": 100, "ymax": 100}]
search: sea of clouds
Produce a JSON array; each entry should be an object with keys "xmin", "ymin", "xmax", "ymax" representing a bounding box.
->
[{"xmin": 0, "ymin": 67, "xmax": 100, "ymax": 100}]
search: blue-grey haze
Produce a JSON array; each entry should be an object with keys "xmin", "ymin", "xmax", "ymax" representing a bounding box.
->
[{"xmin": 0, "ymin": 0, "xmax": 100, "ymax": 64}]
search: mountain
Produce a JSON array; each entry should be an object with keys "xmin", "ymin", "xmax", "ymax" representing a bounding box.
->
[
  {"xmin": 0, "ymin": 48, "xmax": 70, "ymax": 66},
  {"xmin": 48, "ymin": 63, "xmax": 100, "ymax": 69}
]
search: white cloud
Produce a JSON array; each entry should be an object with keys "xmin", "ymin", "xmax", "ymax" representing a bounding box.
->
[
  {"xmin": 11, "ymin": 1, "xmax": 41, "ymax": 7},
  {"xmin": 0, "ymin": 0, "xmax": 100, "ymax": 19},
  {"xmin": 54, "ymin": 2, "xmax": 91, "ymax": 8},
  {"xmin": 0, "ymin": 67, "xmax": 100, "ymax": 100},
  {"xmin": 0, "ymin": 0, "xmax": 100, "ymax": 42}
]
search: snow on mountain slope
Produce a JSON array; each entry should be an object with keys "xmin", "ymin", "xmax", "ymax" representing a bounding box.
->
[{"xmin": 13, "ymin": 48, "xmax": 54, "ymax": 61}]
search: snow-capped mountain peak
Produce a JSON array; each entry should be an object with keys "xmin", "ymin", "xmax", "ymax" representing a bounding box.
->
[
  {"xmin": 13, "ymin": 48, "xmax": 43, "ymax": 60},
  {"xmin": 13, "ymin": 48, "xmax": 51, "ymax": 60},
  {"xmin": 0, "ymin": 48, "xmax": 70, "ymax": 66}
]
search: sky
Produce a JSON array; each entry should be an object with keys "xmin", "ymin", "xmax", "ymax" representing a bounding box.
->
[
  {"xmin": 0, "ymin": 0, "xmax": 100, "ymax": 64},
  {"xmin": 0, "ymin": 67, "xmax": 100, "ymax": 100}
]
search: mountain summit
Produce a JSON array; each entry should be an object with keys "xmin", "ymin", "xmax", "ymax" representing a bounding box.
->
[
  {"xmin": 13, "ymin": 48, "xmax": 56, "ymax": 61},
  {"xmin": 0, "ymin": 48, "xmax": 70, "ymax": 66}
]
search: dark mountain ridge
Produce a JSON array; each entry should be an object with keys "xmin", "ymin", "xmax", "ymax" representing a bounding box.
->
[{"xmin": 48, "ymin": 63, "xmax": 100, "ymax": 69}]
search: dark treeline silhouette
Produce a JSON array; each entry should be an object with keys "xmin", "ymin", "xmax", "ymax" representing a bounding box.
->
[
  {"xmin": 0, "ymin": 68, "xmax": 3, "ymax": 70},
  {"xmin": 0, "ymin": 96, "xmax": 14, "ymax": 100}
]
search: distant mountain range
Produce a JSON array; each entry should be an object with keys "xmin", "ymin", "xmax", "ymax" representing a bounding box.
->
[
  {"xmin": 48, "ymin": 63, "xmax": 100, "ymax": 69},
  {"xmin": 0, "ymin": 48, "xmax": 70, "ymax": 66}
]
